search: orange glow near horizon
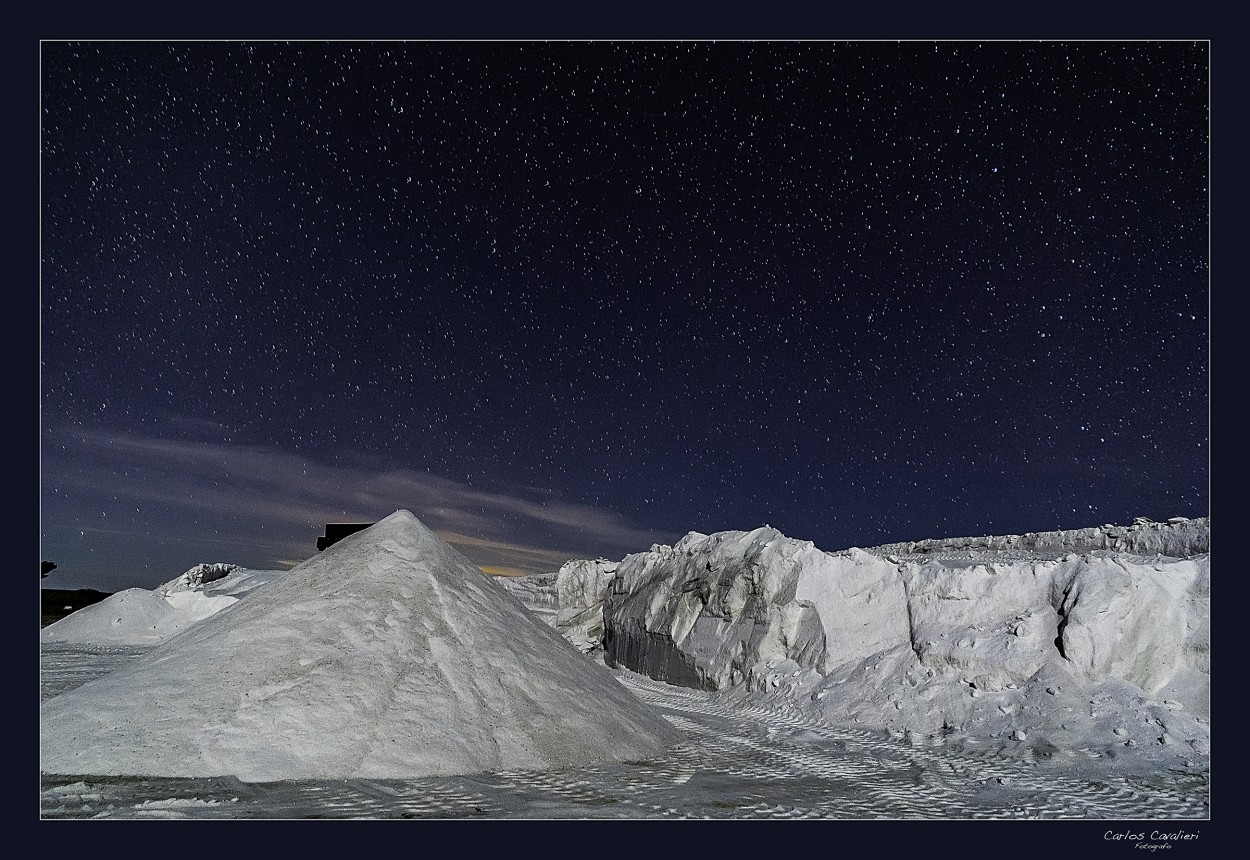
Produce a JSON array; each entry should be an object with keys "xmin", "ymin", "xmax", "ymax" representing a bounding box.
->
[{"xmin": 478, "ymin": 565, "xmax": 531, "ymax": 577}]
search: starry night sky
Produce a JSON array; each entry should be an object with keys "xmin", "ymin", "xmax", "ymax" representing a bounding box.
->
[{"xmin": 39, "ymin": 41, "xmax": 1209, "ymax": 591}]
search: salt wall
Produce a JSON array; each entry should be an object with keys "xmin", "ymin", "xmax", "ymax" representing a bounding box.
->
[{"xmin": 596, "ymin": 520, "xmax": 1209, "ymax": 719}]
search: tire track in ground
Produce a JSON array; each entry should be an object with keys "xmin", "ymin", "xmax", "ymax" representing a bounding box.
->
[
  {"xmin": 40, "ymin": 645, "xmax": 1208, "ymax": 819},
  {"xmin": 618, "ymin": 671, "xmax": 1208, "ymax": 820},
  {"xmin": 40, "ymin": 644, "xmax": 150, "ymax": 702}
]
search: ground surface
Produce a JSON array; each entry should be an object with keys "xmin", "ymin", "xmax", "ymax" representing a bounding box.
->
[{"xmin": 39, "ymin": 643, "xmax": 1208, "ymax": 820}]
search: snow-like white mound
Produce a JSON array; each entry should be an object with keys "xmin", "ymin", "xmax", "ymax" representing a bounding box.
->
[
  {"xmin": 593, "ymin": 519, "xmax": 1209, "ymax": 765},
  {"xmin": 40, "ymin": 588, "xmax": 200, "ymax": 646},
  {"xmin": 41, "ymin": 564, "xmax": 285, "ymax": 646},
  {"xmin": 40, "ymin": 510, "xmax": 678, "ymax": 781}
]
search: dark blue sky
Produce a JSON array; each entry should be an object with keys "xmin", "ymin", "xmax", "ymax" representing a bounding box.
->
[{"xmin": 39, "ymin": 41, "xmax": 1209, "ymax": 591}]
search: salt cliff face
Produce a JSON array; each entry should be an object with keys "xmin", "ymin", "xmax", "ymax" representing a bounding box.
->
[
  {"xmin": 595, "ymin": 518, "xmax": 1209, "ymax": 760},
  {"xmin": 555, "ymin": 558, "xmax": 619, "ymax": 656},
  {"xmin": 603, "ymin": 529, "xmax": 828, "ymax": 690},
  {"xmin": 40, "ymin": 510, "xmax": 678, "ymax": 780},
  {"xmin": 600, "ymin": 531, "xmax": 919, "ymax": 690},
  {"xmin": 1054, "ymin": 554, "xmax": 1209, "ymax": 713}
]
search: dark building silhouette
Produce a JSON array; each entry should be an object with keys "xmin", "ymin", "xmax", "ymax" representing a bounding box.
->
[
  {"xmin": 317, "ymin": 523, "xmax": 375, "ymax": 551},
  {"xmin": 41, "ymin": 588, "xmax": 111, "ymax": 627}
]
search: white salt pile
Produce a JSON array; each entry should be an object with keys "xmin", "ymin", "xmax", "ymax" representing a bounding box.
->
[
  {"xmin": 40, "ymin": 510, "xmax": 678, "ymax": 781},
  {"xmin": 41, "ymin": 564, "xmax": 285, "ymax": 646}
]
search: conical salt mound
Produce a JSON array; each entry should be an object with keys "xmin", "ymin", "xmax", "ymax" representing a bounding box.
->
[{"xmin": 41, "ymin": 510, "xmax": 679, "ymax": 781}]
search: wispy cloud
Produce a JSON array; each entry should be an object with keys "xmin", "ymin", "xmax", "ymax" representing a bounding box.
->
[
  {"xmin": 42, "ymin": 428, "xmax": 678, "ymax": 576},
  {"xmin": 434, "ymin": 530, "xmax": 585, "ymax": 572}
]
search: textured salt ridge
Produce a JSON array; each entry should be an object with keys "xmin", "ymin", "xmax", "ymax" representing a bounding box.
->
[
  {"xmin": 155, "ymin": 562, "xmax": 242, "ymax": 594},
  {"xmin": 491, "ymin": 572, "xmax": 559, "ymax": 610},
  {"xmin": 603, "ymin": 529, "xmax": 832, "ymax": 691},
  {"xmin": 867, "ymin": 516, "xmax": 1210, "ymax": 559},
  {"xmin": 40, "ymin": 510, "xmax": 678, "ymax": 781},
  {"xmin": 589, "ymin": 518, "xmax": 1209, "ymax": 763}
]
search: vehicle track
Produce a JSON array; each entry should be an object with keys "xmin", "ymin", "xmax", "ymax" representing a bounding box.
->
[{"xmin": 40, "ymin": 645, "xmax": 1208, "ymax": 819}]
